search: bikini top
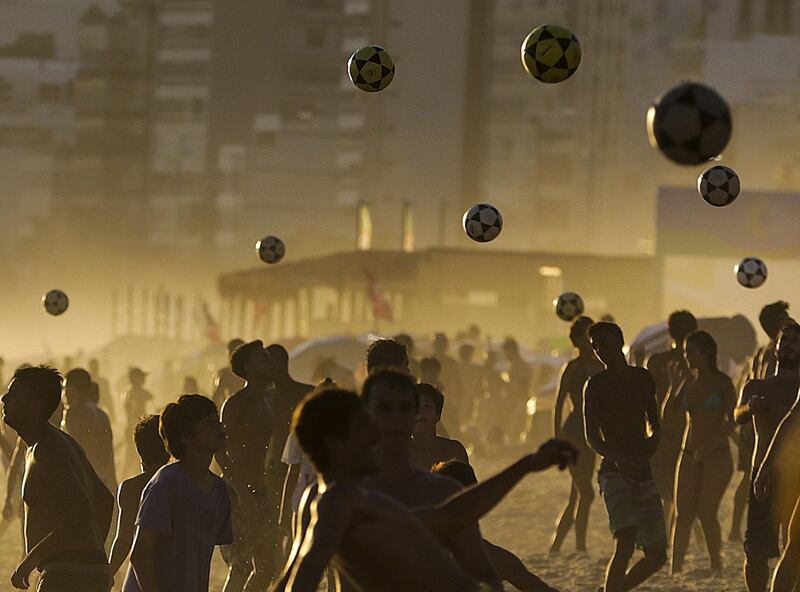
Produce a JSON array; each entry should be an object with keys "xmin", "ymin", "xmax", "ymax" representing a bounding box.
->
[{"xmin": 682, "ymin": 388, "xmax": 724, "ymax": 412}]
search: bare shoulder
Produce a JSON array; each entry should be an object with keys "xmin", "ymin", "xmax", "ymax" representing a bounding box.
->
[
  {"xmin": 438, "ymin": 437, "xmax": 468, "ymax": 461},
  {"xmin": 118, "ymin": 473, "xmax": 150, "ymax": 509},
  {"xmin": 413, "ymin": 467, "xmax": 461, "ymax": 498}
]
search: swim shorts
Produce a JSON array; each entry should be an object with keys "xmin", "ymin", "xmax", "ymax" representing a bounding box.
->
[
  {"xmin": 744, "ymin": 474, "xmax": 780, "ymax": 560},
  {"xmin": 599, "ymin": 471, "xmax": 667, "ymax": 550}
]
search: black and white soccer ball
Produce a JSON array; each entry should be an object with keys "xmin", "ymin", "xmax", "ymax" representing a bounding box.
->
[
  {"xmin": 43, "ymin": 289, "xmax": 69, "ymax": 316},
  {"xmin": 255, "ymin": 235, "xmax": 285, "ymax": 264},
  {"xmin": 462, "ymin": 203, "xmax": 503, "ymax": 243},
  {"xmin": 735, "ymin": 257, "xmax": 767, "ymax": 289},
  {"xmin": 521, "ymin": 24, "xmax": 582, "ymax": 84},
  {"xmin": 698, "ymin": 165, "xmax": 740, "ymax": 207},
  {"xmin": 554, "ymin": 292, "xmax": 584, "ymax": 322},
  {"xmin": 347, "ymin": 45, "xmax": 394, "ymax": 93},
  {"xmin": 647, "ymin": 82, "xmax": 732, "ymax": 166}
]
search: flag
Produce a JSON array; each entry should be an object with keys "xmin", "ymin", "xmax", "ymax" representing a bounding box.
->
[
  {"xmin": 365, "ymin": 271, "xmax": 393, "ymax": 322},
  {"xmin": 199, "ymin": 300, "xmax": 222, "ymax": 344}
]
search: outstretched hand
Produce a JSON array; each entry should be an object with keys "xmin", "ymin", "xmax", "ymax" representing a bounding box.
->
[{"xmin": 529, "ymin": 439, "xmax": 578, "ymax": 472}]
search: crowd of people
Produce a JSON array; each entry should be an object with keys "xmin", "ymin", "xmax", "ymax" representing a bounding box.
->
[{"xmin": 1, "ymin": 301, "xmax": 800, "ymax": 592}]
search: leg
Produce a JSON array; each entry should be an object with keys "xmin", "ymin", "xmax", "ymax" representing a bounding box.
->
[
  {"xmin": 771, "ymin": 496, "xmax": 800, "ymax": 592},
  {"xmin": 573, "ymin": 452, "xmax": 597, "ymax": 553},
  {"xmin": 744, "ymin": 480, "xmax": 780, "ymax": 592},
  {"xmin": 604, "ymin": 526, "xmax": 636, "ymax": 592},
  {"xmin": 550, "ymin": 482, "xmax": 577, "ymax": 554},
  {"xmin": 696, "ymin": 449, "xmax": 733, "ymax": 571},
  {"xmin": 619, "ymin": 546, "xmax": 668, "ymax": 592},
  {"xmin": 244, "ymin": 490, "xmax": 281, "ymax": 591},
  {"xmin": 671, "ymin": 452, "xmax": 700, "ymax": 574},
  {"xmin": 730, "ymin": 469, "xmax": 751, "ymax": 541}
]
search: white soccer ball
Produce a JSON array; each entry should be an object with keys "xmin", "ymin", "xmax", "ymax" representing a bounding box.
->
[
  {"xmin": 347, "ymin": 45, "xmax": 395, "ymax": 93},
  {"xmin": 462, "ymin": 203, "xmax": 503, "ymax": 243},
  {"xmin": 554, "ymin": 292, "xmax": 584, "ymax": 322},
  {"xmin": 255, "ymin": 235, "xmax": 286, "ymax": 264},
  {"xmin": 43, "ymin": 289, "xmax": 69, "ymax": 316},
  {"xmin": 698, "ymin": 165, "xmax": 740, "ymax": 207},
  {"xmin": 735, "ymin": 257, "xmax": 767, "ymax": 289}
]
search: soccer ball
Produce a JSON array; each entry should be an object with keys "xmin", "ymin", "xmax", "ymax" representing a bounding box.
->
[
  {"xmin": 554, "ymin": 292, "xmax": 584, "ymax": 322},
  {"xmin": 521, "ymin": 25, "xmax": 581, "ymax": 84},
  {"xmin": 698, "ymin": 165, "xmax": 740, "ymax": 207},
  {"xmin": 347, "ymin": 45, "xmax": 394, "ymax": 92},
  {"xmin": 735, "ymin": 257, "xmax": 767, "ymax": 289},
  {"xmin": 647, "ymin": 82, "xmax": 732, "ymax": 166},
  {"xmin": 43, "ymin": 289, "xmax": 69, "ymax": 316},
  {"xmin": 462, "ymin": 203, "xmax": 503, "ymax": 243},
  {"xmin": 255, "ymin": 235, "xmax": 285, "ymax": 264}
]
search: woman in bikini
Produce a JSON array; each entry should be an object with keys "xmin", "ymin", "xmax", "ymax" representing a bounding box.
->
[{"xmin": 664, "ymin": 330, "xmax": 736, "ymax": 573}]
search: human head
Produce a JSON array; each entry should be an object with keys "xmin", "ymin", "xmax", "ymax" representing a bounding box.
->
[
  {"xmin": 366, "ymin": 339, "xmax": 409, "ymax": 374},
  {"xmin": 433, "ymin": 332, "xmax": 449, "ymax": 356},
  {"xmin": 292, "ymin": 387, "xmax": 378, "ymax": 476},
  {"xmin": 88, "ymin": 381, "xmax": 100, "ymax": 405},
  {"xmin": 182, "ymin": 376, "xmax": 199, "ymax": 393},
  {"xmin": 266, "ymin": 343, "xmax": 290, "ymax": 378},
  {"xmin": 588, "ymin": 322, "xmax": 625, "ymax": 365},
  {"xmin": 684, "ymin": 330, "xmax": 719, "ymax": 372},
  {"xmin": 432, "ymin": 459, "xmax": 478, "ymax": 488},
  {"xmin": 419, "ymin": 357, "xmax": 442, "ymax": 383},
  {"xmin": 415, "ymin": 383, "xmax": 444, "ymax": 437},
  {"xmin": 467, "ymin": 324, "xmax": 480, "ymax": 341},
  {"xmin": 2, "ymin": 366, "xmax": 63, "ymax": 431},
  {"xmin": 64, "ymin": 368, "xmax": 92, "ymax": 406},
  {"xmin": 392, "ymin": 333, "xmax": 416, "ymax": 356},
  {"xmin": 667, "ymin": 310, "xmax": 698, "ymax": 347},
  {"xmin": 160, "ymin": 394, "xmax": 224, "ymax": 459},
  {"xmin": 760, "ymin": 301, "xmax": 791, "ymax": 340},
  {"xmin": 502, "ymin": 337, "xmax": 519, "ymax": 360},
  {"xmin": 128, "ymin": 367, "xmax": 147, "ymax": 387},
  {"xmin": 230, "ymin": 340, "xmax": 270, "ymax": 382},
  {"xmin": 569, "ymin": 316, "xmax": 595, "ymax": 348},
  {"xmin": 134, "ymin": 414, "xmax": 170, "ymax": 468},
  {"xmin": 777, "ymin": 322, "xmax": 800, "ymax": 366},
  {"xmin": 361, "ymin": 370, "xmax": 419, "ymax": 446},
  {"xmin": 458, "ymin": 343, "xmax": 475, "ymax": 363},
  {"xmin": 227, "ymin": 338, "xmax": 245, "ymax": 356},
  {"xmin": 88, "ymin": 358, "xmax": 99, "ymax": 376}
]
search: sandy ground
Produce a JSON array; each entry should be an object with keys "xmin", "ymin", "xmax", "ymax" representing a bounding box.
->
[{"xmin": 0, "ymin": 450, "xmax": 751, "ymax": 592}]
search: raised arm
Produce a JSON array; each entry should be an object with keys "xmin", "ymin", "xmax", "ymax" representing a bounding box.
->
[{"xmin": 416, "ymin": 440, "xmax": 575, "ymax": 540}]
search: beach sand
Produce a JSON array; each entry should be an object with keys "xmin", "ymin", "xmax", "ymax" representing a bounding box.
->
[{"xmin": 0, "ymin": 450, "xmax": 751, "ymax": 591}]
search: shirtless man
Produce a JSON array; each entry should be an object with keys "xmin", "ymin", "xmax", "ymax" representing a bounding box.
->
[
  {"xmin": 213, "ymin": 339, "xmax": 246, "ymax": 409},
  {"xmin": 584, "ymin": 322, "xmax": 667, "ymax": 592},
  {"xmin": 551, "ymin": 316, "xmax": 604, "ymax": 554},
  {"xmin": 62, "ymin": 368, "xmax": 116, "ymax": 492},
  {"xmin": 272, "ymin": 387, "xmax": 575, "ymax": 592},
  {"xmin": 2, "ymin": 366, "xmax": 113, "ymax": 591},
  {"xmin": 645, "ymin": 310, "xmax": 696, "ymax": 527},
  {"xmin": 215, "ymin": 340, "xmax": 275, "ymax": 592},
  {"xmin": 361, "ymin": 370, "xmax": 501, "ymax": 589},
  {"xmin": 366, "ymin": 338, "xmax": 410, "ymax": 374},
  {"xmin": 122, "ymin": 368, "xmax": 153, "ymax": 477},
  {"xmin": 411, "ymin": 383, "xmax": 469, "ymax": 470},
  {"xmin": 736, "ymin": 322, "xmax": 800, "ymax": 592},
  {"xmin": 88, "ymin": 359, "xmax": 115, "ymax": 426},
  {"xmin": 109, "ymin": 414, "xmax": 169, "ymax": 582}
]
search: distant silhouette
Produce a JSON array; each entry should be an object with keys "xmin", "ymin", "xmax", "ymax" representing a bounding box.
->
[
  {"xmin": 215, "ymin": 341, "xmax": 275, "ymax": 591},
  {"xmin": 2, "ymin": 366, "xmax": 113, "ymax": 591},
  {"xmin": 551, "ymin": 316, "xmax": 603, "ymax": 554},
  {"xmin": 365, "ymin": 339, "xmax": 410, "ymax": 375},
  {"xmin": 62, "ymin": 368, "xmax": 117, "ymax": 492},
  {"xmin": 410, "ymin": 383, "xmax": 468, "ymax": 470},
  {"xmin": 213, "ymin": 338, "xmax": 246, "ymax": 409},
  {"xmin": 88, "ymin": 358, "xmax": 115, "ymax": 426},
  {"xmin": 433, "ymin": 333, "xmax": 463, "ymax": 434}
]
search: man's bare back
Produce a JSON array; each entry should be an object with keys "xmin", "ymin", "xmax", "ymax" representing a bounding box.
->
[{"xmin": 742, "ymin": 375, "xmax": 800, "ymax": 469}]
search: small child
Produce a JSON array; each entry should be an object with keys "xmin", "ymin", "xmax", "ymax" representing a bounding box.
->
[
  {"xmin": 109, "ymin": 415, "xmax": 170, "ymax": 581},
  {"xmin": 124, "ymin": 395, "xmax": 232, "ymax": 592}
]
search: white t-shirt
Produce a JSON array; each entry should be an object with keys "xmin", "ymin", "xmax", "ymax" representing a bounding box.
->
[{"xmin": 281, "ymin": 431, "xmax": 317, "ymax": 513}]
